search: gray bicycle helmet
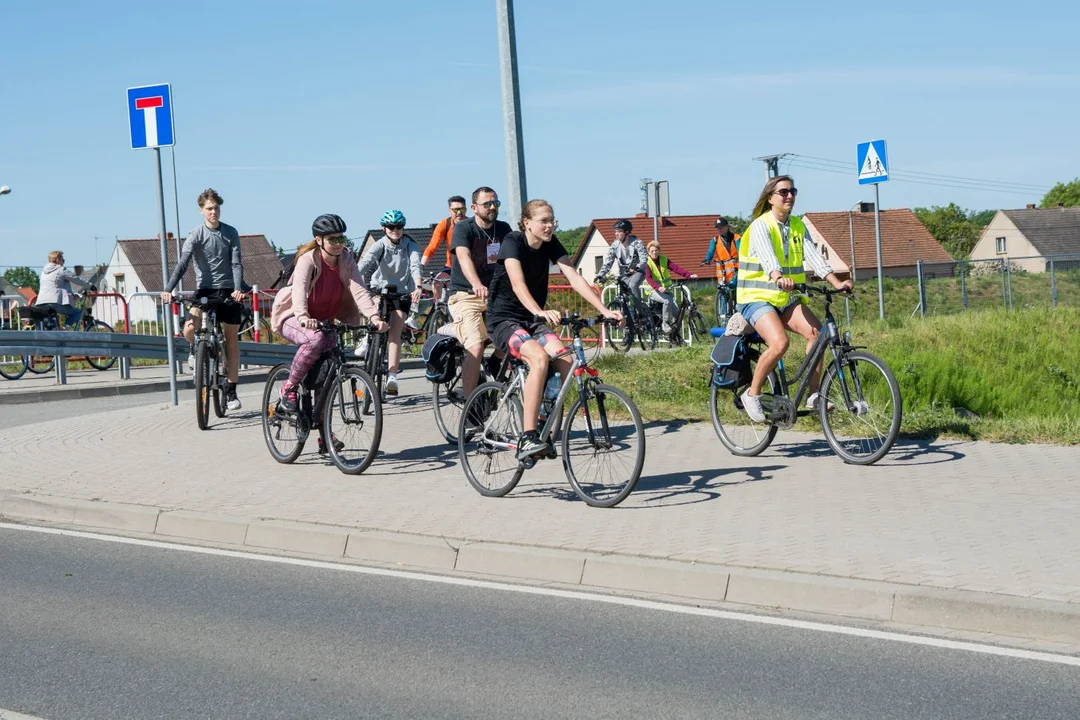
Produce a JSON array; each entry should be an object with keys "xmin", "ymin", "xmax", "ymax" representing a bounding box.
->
[
  {"xmin": 613, "ymin": 219, "xmax": 633, "ymax": 231},
  {"xmin": 312, "ymin": 213, "xmax": 347, "ymax": 237}
]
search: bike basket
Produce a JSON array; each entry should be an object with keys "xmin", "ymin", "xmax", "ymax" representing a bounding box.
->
[
  {"xmin": 421, "ymin": 333, "xmax": 458, "ymax": 384},
  {"xmin": 711, "ymin": 334, "xmax": 752, "ymax": 389}
]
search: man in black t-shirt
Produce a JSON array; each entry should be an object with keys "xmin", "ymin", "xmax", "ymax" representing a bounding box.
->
[
  {"xmin": 448, "ymin": 186, "xmax": 514, "ymax": 397},
  {"xmin": 484, "ymin": 200, "xmax": 621, "ymax": 460}
]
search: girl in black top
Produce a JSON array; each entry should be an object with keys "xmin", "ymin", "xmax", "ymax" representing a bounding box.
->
[{"xmin": 486, "ymin": 199, "xmax": 621, "ymax": 459}]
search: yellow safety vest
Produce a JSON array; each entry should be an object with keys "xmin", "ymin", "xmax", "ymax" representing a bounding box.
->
[
  {"xmin": 737, "ymin": 213, "xmax": 807, "ymax": 307},
  {"xmin": 646, "ymin": 255, "xmax": 672, "ymax": 290}
]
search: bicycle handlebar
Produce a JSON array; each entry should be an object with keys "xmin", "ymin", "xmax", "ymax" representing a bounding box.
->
[{"xmin": 794, "ymin": 284, "xmax": 855, "ymax": 299}]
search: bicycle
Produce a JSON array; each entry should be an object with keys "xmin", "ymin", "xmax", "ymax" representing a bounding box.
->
[
  {"xmin": 457, "ymin": 314, "xmax": 646, "ymax": 508},
  {"xmin": 262, "ymin": 321, "xmax": 382, "ymax": 475},
  {"xmin": 701, "ymin": 260, "xmax": 737, "ymax": 328},
  {"xmin": 353, "ymin": 285, "xmax": 407, "ymax": 405},
  {"xmin": 709, "ymin": 285, "xmax": 902, "ymax": 465},
  {"xmin": 646, "ymin": 280, "xmax": 710, "ymax": 347},
  {"xmin": 430, "ymin": 335, "xmax": 511, "ymax": 444},
  {"xmin": 400, "ymin": 269, "xmax": 451, "ymax": 353},
  {"xmin": 176, "ymin": 293, "xmax": 239, "ymax": 430},
  {"xmin": 237, "ymin": 303, "xmax": 274, "ymax": 343},
  {"xmin": 599, "ymin": 273, "xmax": 657, "ymax": 352},
  {"xmin": 5, "ymin": 291, "xmax": 117, "ymax": 379}
]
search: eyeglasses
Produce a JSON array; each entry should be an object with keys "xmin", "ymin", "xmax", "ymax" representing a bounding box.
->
[
  {"xmin": 477, "ymin": 200, "xmax": 501, "ymax": 209},
  {"xmin": 450, "ymin": 207, "xmax": 466, "ymax": 215},
  {"xmin": 323, "ymin": 235, "xmax": 348, "ymax": 245},
  {"xmin": 383, "ymin": 224, "xmax": 405, "ymax": 231},
  {"xmin": 533, "ymin": 217, "xmax": 558, "ymax": 227},
  {"xmin": 774, "ymin": 188, "xmax": 798, "ymax": 198}
]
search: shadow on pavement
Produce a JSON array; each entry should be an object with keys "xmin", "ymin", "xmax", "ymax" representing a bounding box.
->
[
  {"xmin": 630, "ymin": 464, "xmax": 787, "ymax": 507},
  {"xmin": 367, "ymin": 442, "xmax": 458, "ymax": 475},
  {"xmin": 768, "ymin": 438, "xmax": 966, "ymax": 466}
]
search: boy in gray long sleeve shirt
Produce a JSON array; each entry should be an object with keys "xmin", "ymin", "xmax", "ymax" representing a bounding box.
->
[
  {"xmin": 356, "ymin": 211, "xmax": 423, "ymax": 396},
  {"xmin": 596, "ymin": 220, "xmax": 649, "ymax": 311}
]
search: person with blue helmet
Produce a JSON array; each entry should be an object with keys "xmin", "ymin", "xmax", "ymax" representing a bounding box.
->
[{"xmin": 357, "ymin": 209, "xmax": 422, "ymax": 396}]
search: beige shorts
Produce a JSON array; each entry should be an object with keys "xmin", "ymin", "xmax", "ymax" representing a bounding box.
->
[{"xmin": 448, "ymin": 292, "xmax": 488, "ymax": 349}]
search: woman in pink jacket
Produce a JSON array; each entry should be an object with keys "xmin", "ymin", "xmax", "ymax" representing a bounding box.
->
[{"xmin": 270, "ymin": 214, "xmax": 388, "ymax": 413}]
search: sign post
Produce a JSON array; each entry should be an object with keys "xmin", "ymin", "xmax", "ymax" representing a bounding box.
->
[
  {"xmin": 128, "ymin": 83, "xmax": 179, "ymax": 405},
  {"xmin": 857, "ymin": 139, "xmax": 889, "ymax": 320}
]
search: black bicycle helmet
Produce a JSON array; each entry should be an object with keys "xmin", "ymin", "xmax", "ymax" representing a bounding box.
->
[
  {"xmin": 311, "ymin": 213, "xmax": 347, "ymax": 237},
  {"xmin": 613, "ymin": 219, "xmax": 633, "ymax": 232}
]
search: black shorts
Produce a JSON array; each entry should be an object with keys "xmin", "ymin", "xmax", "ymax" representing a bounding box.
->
[
  {"xmin": 188, "ymin": 288, "xmax": 244, "ymax": 326},
  {"xmin": 383, "ymin": 294, "xmax": 412, "ymax": 315},
  {"xmin": 489, "ymin": 319, "xmax": 558, "ymax": 358}
]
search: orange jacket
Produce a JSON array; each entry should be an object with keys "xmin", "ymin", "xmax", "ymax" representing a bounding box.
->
[{"xmin": 422, "ymin": 215, "xmax": 459, "ymax": 267}]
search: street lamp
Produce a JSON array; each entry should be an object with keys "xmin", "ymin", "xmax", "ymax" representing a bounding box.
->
[{"xmin": 0, "ymin": 185, "xmax": 11, "ymax": 196}]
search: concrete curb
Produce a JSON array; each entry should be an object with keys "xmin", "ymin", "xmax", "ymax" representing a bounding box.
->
[
  {"xmin": 0, "ymin": 358, "xmax": 425, "ymax": 405},
  {"xmin": 3, "ymin": 491, "xmax": 1079, "ymax": 646}
]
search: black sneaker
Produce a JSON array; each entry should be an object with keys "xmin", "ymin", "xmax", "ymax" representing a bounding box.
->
[
  {"xmin": 516, "ymin": 431, "xmax": 549, "ymax": 460},
  {"xmin": 278, "ymin": 386, "xmax": 299, "ymax": 414},
  {"xmin": 318, "ymin": 435, "xmax": 345, "ymax": 455}
]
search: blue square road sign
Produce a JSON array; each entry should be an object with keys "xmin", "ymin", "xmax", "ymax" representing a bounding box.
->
[{"xmin": 127, "ymin": 83, "xmax": 175, "ymax": 149}]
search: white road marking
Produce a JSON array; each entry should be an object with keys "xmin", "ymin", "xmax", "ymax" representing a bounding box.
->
[
  {"xmin": 0, "ymin": 709, "xmax": 50, "ymax": 720},
  {"xmin": 3, "ymin": 521, "xmax": 1078, "ymax": 667}
]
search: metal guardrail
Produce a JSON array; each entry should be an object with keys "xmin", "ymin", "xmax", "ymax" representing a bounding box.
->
[{"xmin": 0, "ymin": 330, "xmax": 297, "ymax": 385}]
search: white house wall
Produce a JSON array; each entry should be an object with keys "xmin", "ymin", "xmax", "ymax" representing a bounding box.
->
[
  {"xmin": 93, "ymin": 243, "xmax": 162, "ymax": 326},
  {"xmin": 576, "ymin": 229, "xmax": 614, "ymax": 285},
  {"xmin": 970, "ymin": 212, "xmax": 1042, "ymax": 273}
]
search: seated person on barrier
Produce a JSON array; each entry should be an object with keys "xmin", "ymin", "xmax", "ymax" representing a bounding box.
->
[
  {"xmin": 485, "ymin": 199, "xmax": 621, "ymax": 460},
  {"xmin": 357, "ymin": 209, "xmax": 422, "ymax": 397},
  {"xmin": 736, "ymin": 176, "xmax": 852, "ymax": 423},
  {"xmin": 160, "ymin": 188, "xmax": 248, "ymax": 410},
  {"xmin": 38, "ymin": 250, "xmax": 92, "ymax": 328},
  {"xmin": 644, "ymin": 240, "xmax": 696, "ymax": 336},
  {"xmin": 270, "ymin": 214, "xmax": 387, "ymax": 432}
]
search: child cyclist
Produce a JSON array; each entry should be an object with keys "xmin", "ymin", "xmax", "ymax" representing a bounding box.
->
[
  {"xmin": 357, "ymin": 209, "xmax": 423, "ymax": 396},
  {"xmin": 485, "ymin": 199, "xmax": 622, "ymax": 460},
  {"xmin": 269, "ymin": 214, "xmax": 389, "ymax": 450}
]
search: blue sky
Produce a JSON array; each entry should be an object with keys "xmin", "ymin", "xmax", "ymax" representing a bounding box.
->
[{"xmin": 2, "ymin": 0, "xmax": 1077, "ymax": 270}]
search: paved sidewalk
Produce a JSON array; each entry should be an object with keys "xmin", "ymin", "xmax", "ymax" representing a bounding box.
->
[{"xmin": 2, "ymin": 371, "xmax": 1079, "ymax": 646}]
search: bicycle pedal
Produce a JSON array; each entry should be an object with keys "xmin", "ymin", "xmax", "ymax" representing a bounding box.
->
[{"xmin": 519, "ymin": 457, "xmax": 537, "ymax": 470}]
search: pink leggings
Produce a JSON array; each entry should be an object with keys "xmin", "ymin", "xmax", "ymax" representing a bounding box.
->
[{"xmin": 280, "ymin": 317, "xmax": 337, "ymax": 388}]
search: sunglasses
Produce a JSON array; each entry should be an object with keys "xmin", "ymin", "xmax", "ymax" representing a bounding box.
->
[
  {"xmin": 774, "ymin": 188, "xmax": 798, "ymax": 198},
  {"xmin": 450, "ymin": 207, "xmax": 466, "ymax": 215},
  {"xmin": 323, "ymin": 235, "xmax": 348, "ymax": 245},
  {"xmin": 477, "ymin": 200, "xmax": 501, "ymax": 209},
  {"xmin": 383, "ymin": 224, "xmax": 405, "ymax": 231}
]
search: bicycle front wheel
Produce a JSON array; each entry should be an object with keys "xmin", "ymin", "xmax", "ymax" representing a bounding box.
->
[
  {"xmin": 562, "ymin": 383, "xmax": 645, "ymax": 508},
  {"xmin": 689, "ymin": 308, "xmax": 709, "ymax": 345},
  {"xmin": 322, "ymin": 366, "xmax": 382, "ymax": 475},
  {"xmin": 458, "ymin": 381, "xmax": 525, "ymax": 497},
  {"xmin": 820, "ymin": 350, "xmax": 902, "ymax": 465},
  {"xmin": 194, "ymin": 340, "xmax": 211, "ymax": 430},
  {"xmin": 262, "ymin": 363, "xmax": 305, "ymax": 463},
  {"xmin": 633, "ymin": 302, "xmax": 658, "ymax": 351},
  {"xmin": 606, "ymin": 297, "xmax": 632, "ymax": 353},
  {"xmin": 0, "ymin": 353, "xmax": 27, "ymax": 380},
  {"xmin": 710, "ymin": 365, "xmax": 779, "ymax": 457},
  {"xmin": 85, "ymin": 320, "xmax": 117, "ymax": 370}
]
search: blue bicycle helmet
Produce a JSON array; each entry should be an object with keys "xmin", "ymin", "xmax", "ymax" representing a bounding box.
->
[{"xmin": 380, "ymin": 209, "xmax": 407, "ymax": 227}]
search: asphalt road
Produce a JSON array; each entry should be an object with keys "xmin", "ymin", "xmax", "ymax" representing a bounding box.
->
[{"xmin": 1, "ymin": 526, "xmax": 1077, "ymax": 720}]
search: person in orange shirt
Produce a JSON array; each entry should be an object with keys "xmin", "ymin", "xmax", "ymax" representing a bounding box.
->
[
  {"xmin": 414, "ymin": 195, "xmax": 467, "ymax": 329},
  {"xmin": 702, "ymin": 216, "xmax": 740, "ymax": 285}
]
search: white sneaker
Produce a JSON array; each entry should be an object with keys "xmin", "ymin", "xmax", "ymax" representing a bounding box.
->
[
  {"xmin": 385, "ymin": 374, "xmax": 399, "ymax": 396},
  {"xmin": 806, "ymin": 392, "xmax": 835, "ymax": 413},
  {"xmin": 187, "ymin": 353, "xmax": 195, "ymax": 371},
  {"xmin": 404, "ymin": 314, "xmax": 420, "ymax": 331},
  {"xmin": 227, "ymin": 394, "xmax": 242, "ymax": 411},
  {"xmin": 353, "ymin": 336, "xmax": 369, "ymax": 358},
  {"xmin": 740, "ymin": 390, "xmax": 767, "ymax": 423}
]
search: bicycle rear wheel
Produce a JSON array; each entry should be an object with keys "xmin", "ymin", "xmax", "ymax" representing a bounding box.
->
[
  {"xmin": 632, "ymin": 301, "xmax": 658, "ymax": 351},
  {"xmin": 194, "ymin": 340, "xmax": 211, "ymax": 430},
  {"xmin": 0, "ymin": 354, "xmax": 27, "ymax": 380},
  {"xmin": 262, "ymin": 363, "xmax": 305, "ymax": 463},
  {"xmin": 710, "ymin": 361, "xmax": 779, "ymax": 457},
  {"xmin": 606, "ymin": 297, "xmax": 632, "ymax": 353},
  {"xmin": 820, "ymin": 350, "xmax": 902, "ymax": 465},
  {"xmin": 322, "ymin": 366, "xmax": 382, "ymax": 475},
  {"xmin": 562, "ymin": 383, "xmax": 645, "ymax": 508},
  {"xmin": 458, "ymin": 381, "xmax": 525, "ymax": 497},
  {"xmin": 211, "ymin": 346, "xmax": 227, "ymax": 418},
  {"xmin": 26, "ymin": 352, "xmax": 55, "ymax": 374},
  {"xmin": 433, "ymin": 366, "xmax": 468, "ymax": 444},
  {"xmin": 689, "ymin": 308, "xmax": 709, "ymax": 344}
]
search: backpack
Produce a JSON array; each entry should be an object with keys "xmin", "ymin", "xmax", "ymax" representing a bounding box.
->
[
  {"xmin": 421, "ymin": 333, "xmax": 458, "ymax": 383},
  {"xmin": 711, "ymin": 333, "xmax": 752, "ymax": 389}
]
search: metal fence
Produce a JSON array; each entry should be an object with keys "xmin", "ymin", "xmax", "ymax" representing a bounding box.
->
[{"xmin": 914, "ymin": 254, "xmax": 1080, "ymax": 317}]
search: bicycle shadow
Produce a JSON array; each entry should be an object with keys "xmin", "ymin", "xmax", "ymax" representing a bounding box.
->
[
  {"xmin": 367, "ymin": 441, "xmax": 458, "ymax": 475},
  {"xmin": 768, "ymin": 438, "xmax": 966, "ymax": 466},
  {"xmin": 643, "ymin": 419, "xmax": 692, "ymax": 436}
]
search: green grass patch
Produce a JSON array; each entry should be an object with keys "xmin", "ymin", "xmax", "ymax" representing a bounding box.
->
[{"xmin": 592, "ymin": 305, "xmax": 1080, "ymax": 445}]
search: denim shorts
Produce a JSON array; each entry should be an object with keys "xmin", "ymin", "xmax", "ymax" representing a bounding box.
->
[{"xmin": 737, "ymin": 299, "xmax": 800, "ymax": 327}]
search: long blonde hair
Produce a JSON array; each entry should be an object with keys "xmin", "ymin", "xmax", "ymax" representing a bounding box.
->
[
  {"xmin": 295, "ymin": 239, "xmax": 319, "ymax": 260},
  {"xmin": 749, "ymin": 175, "xmax": 795, "ymax": 220}
]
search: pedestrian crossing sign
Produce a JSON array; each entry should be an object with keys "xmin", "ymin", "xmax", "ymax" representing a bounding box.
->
[{"xmin": 857, "ymin": 140, "xmax": 888, "ymax": 184}]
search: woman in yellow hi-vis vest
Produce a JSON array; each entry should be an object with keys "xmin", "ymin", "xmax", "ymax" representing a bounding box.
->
[{"xmin": 735, "ymin": 176, "xmax": 853, "ymax": 423}]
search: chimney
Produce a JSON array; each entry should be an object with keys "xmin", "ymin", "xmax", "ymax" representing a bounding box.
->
[
  {"xmin": 635, "ymin": 212, "xmax": 648, "ymax": 218},
  {"xmin": 1026, "ymin": 204, "xmax": 1036, "ymax": 209},
  {"xmin": 1059, "ymin": 202, "xmax": 1066, "ymax": 210},
  {"xmin": 859, "ymin": 202, "xmax": 875, "ymax": 213}
]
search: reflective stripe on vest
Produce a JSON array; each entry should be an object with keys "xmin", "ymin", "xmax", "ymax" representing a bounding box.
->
[
  {"xmin": 647, "ymin": 255, "xmax": 672, "ymax": 288},
  {"xmin": 736, "ymin": 214, "xmax": 807, "ymax": 306}
]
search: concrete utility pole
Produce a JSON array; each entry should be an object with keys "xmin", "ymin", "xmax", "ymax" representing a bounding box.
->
[
  {"xmin": 752, "ymin": 154, "xmax": 791, "ymax": 182},
  {"xmin": 496, "ymin": 0, "xmax": 527, "ymax": 223}
]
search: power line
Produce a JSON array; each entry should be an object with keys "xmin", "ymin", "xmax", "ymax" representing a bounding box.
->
[{"xmin": 795, "ymin": 154, "xmax": 1048, "ymax": 190}]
